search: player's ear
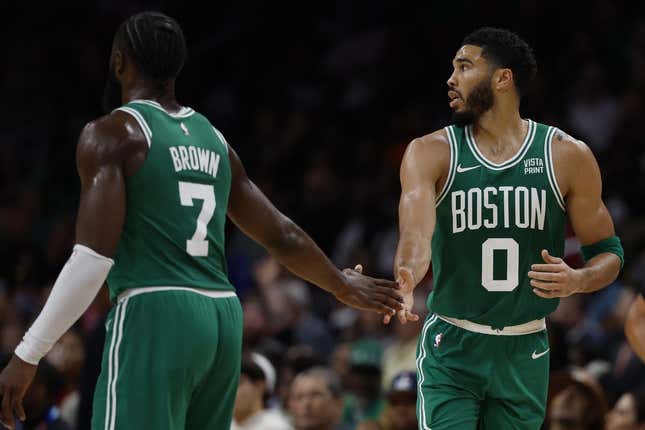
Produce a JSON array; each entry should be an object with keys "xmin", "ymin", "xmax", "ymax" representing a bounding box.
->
[
  {"xmin": 494, "ymin": 68, "xmax": 514, "ymax": 93},
  {"xmin": 113, "ymin": 49, "xmax": 125, "ymax": 78}
]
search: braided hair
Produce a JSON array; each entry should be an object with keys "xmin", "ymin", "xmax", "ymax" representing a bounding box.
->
[{"xmin": 114, "ymin": 12, "xmax": 187, "ymax": 82}]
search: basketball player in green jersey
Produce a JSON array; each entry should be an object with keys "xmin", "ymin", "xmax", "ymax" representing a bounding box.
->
[
  {"xmin": 389, "ymin": 28, "xmax": 624, "ymax": 429},
  {"xmin": 0, "ymin": 12, "xmax": 404, "ymax": 430}
]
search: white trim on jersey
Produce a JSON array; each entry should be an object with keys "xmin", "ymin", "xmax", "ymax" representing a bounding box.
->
[
  {"xmin": 465, "ymin": 119, "xmax": 536, "ymax": 170},
  {"xmin": 115, "ymin": 107, "xmax": 153, "ymax": 148},
  {"xmin": 130, "ymin": 99, "xmax": 196, "ymax": 118},
  {"xmin": 435, "ymin": 126, "xmax": 458, "ymax": 207},
  {"xmin": 211, "ymin": 127, "xmax": 230, "ymax": 154},
  {"xmin": 544, "ymin": 127, "xmax": 566, "ymax": 211}
]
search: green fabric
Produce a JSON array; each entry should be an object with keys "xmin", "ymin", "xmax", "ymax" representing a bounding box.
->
[
  {"xmin": 416, "ymin": 314, "xmax": 549, "ymax": 429},
  {"xmin": 429, "ymin": 121, "xmax": 567, "ymax": 328},
  {"xmin": 107, "ymin": 100, "xmax": 233, "ymax": 301},
  {"xmin": 91, "ymin": 291, "xmax": 243, "ymax": 430},
  {"xmin": 581, "ymin": 236, "xmax": 624, "ymax": 268}
]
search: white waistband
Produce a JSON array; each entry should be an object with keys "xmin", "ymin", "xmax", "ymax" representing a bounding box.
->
[
  {"xmin": 117, "ymin": 286, "xmax": 237, "ymax": 303},
  {"xmin": 436, "ymin": 314, "xmax": 546, "ymax": 336}
]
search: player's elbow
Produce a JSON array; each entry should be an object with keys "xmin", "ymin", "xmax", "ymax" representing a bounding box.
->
[
  {"xmin": 265, "ymin": 214, "xmax": 304, "ymax": 255},
  {"xmin": 607, "ymin": 254, "xmax": 622, "ymax": 284}
]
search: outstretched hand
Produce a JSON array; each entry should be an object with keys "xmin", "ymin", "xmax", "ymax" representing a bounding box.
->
[
  {"xmin": 383, "ymin": 267, "xmax": 420, "ymax": 325},
  {"xmin": 528, "ymin": 249, "xmax": 583, "ymax": 299},
  {"xmin": 0, "ymin": 355, "xmax": 36, "ymax": 429},
  {"xmin": 334, "ymin": 265, "xmax": 403, "ymax": 316}
]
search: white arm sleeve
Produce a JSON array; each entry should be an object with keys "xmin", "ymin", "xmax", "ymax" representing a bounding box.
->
[{"xmin": 15, "ymin": 244, "xmax": 113, "ymax": 365}]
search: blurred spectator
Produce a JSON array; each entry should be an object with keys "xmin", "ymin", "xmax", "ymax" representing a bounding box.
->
[
  {"xmin": 605, "ymin": 389, "xmax": 645, "ymax": 430},
  {"xmin": 341, "ymin": 340, "xmax": 385, "ymax": 429},
  {"xmin": 276, "ymin": 345, "xmax": 324, "ymax": 412},
  {"xmin": 357, "ymin": 371, "xmax": 417, "ymax": 430},
  {"xmin": 548, "ymin": 370, "xmax": 608, "ymax": 430},
  {"xmin": 46, "ymin": 330, "xmax": 85, "ymax": 429},
  {"xmin": 232, "ymin": 353, "xmax": 292, "ymax": 430},
  {"xmin": 330, "ymin": 342, "xmax": 352, "ymax": 390},
  {"xmin": 288, "ymin": 367, "xmax": 346, "ymax": 430},
  {"xmin": 566, "ymin": 61, "xmax": 618, "ymax": 153}
]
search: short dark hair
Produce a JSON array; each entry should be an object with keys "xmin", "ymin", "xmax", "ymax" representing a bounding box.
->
[
  {"xmin": 114, "ymin": 11, "xmax": 187, "ymax": 81},
  {"xmin": 296, "ymin": 367, "xmax": 343, "ymax": 398},
  {"xmin": 462, "ymin": 27, "xmax": 537, "ymax": 97},
  {"xmin": 240, "ymin": 356, "xmax": 265, "ymax": 383}
]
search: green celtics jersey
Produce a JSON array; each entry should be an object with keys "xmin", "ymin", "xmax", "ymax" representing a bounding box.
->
[
  {"xmin": 106, "ymin": 100, "xmax": 233, "ymax": 301},
  {"xmin": 429, "ymin": 120, "xmax": 566, "ymax": 328}
]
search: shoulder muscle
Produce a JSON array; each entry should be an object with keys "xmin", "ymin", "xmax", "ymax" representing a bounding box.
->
[
  {"xmin": 401, "ymin": 129, "xmax": 450, "ymax": 187},
  {"xmin": 76, "ymin": 111, "xmax": 148, "ymax": 180},
  {"xmin": 551, "ymin": 129, "xmax": 601, "ymax": 198}
]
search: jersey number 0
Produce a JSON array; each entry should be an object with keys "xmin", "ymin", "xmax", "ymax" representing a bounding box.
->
[{"xmin": 481, "ymin": 238, "xmax": 519, "ymax": 292}]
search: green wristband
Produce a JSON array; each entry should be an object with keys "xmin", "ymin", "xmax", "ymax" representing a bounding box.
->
[{"xmin": 580, "ymin": 236, "xmax": 624, "ymax": 269}]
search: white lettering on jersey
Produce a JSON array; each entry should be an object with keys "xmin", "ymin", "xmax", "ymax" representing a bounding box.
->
[
  {"xmin": 523, "ymin": 158, "xmax": 544, "ymax": 175},
  {"xmin": 450, "ymin": 186, "xmax": 547, "ymax": 233},
  {"xmin": 531, "ymin": 188, "xmax": 546, "ymax": 230},
  {"xmin": 188, "ymin": 146, "xmax": 199, "ymax": 170},
  {"xmin": 499, "ymin": 186, "xmax": 513, "ymax": 228},
  {"xmin": 483, "ymin": 187, "xmax": 498, "ymax": 228},
  {"xmin": 515, "ymin": 187, "xmax": 529, "ymax": 228},
  {"xmin": 178, "ymin": 146, "xmax": 190, "ymax": 170},
  {"xmin": 467, "ymin": 188, "xmax": 482, "ymax": 230},
  {"xmin": 169, "ymin": 147, "xmax": 182, "ymax": 172},
  {"xmin": 208, "ymin": 152, "xmax": 220, "ymax": 178},
  {"xmin": 452, "ymin": 191, "xmax": 466, "ymax": 233},
  {"xmin": 169, "ymin": 145, "xmax": 221, "ymax": 179}
]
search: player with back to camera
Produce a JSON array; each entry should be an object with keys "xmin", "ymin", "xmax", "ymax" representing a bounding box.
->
[
  {"xmin": 0, "ymin": 11, "xmax": 404, "ymax": 430},
  {"xmin": 390, "ymin": 27, "xmax": 624, "ymax": 429}
]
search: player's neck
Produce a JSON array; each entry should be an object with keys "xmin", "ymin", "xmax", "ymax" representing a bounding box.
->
[
  {"xmin": 472, "ymin": 104, "xmax": 525, "ymax": 153},
  {"xmin": 122, "ymin": 80, "xmax": 181, "ymax": 111}
]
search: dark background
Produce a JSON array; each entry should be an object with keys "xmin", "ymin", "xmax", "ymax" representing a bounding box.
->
[{"xmin": 1, "ymin": 1, "xmax": 645, "ymax": 429}]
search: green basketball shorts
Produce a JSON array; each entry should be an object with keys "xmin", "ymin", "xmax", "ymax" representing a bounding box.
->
[
  {"xmin": 91, "ymin": 288, "xmax": 243, "ymax": 430},
  {"xmin": 416, "ymin": 313, "xmax": 549, "ymax": 430}
]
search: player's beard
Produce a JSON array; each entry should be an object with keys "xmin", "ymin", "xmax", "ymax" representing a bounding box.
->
[
  {"xmin": 451, "ymin": 77, "xmax": 495, "ymax": 127},
  {"xmin": 101, "ymin": 65, "xmax": 123, "ymax": 114}
]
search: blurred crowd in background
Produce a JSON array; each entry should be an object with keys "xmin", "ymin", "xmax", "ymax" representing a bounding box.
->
[{"xmin": 2, "ymin": 1, "xmax": 645, "ymax": 429}]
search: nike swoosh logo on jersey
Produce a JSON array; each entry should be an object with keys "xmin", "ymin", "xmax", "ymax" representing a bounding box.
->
[
  {"xmin": 531, "ymin": 348, "xmax": 550, "ymax": 359},
  {"xmin": 456, "ymin": 164, "xmax": 481, "ymax": 173}
]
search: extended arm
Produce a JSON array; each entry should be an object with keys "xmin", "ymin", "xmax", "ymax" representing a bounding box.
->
[
  {"xmin": 226, "ymin": 146, "xmax": 402, "ymax": 315},
  {"xmin": 0, "ymin": 113, "xmax": 142, "ymax": 429},
  {"xmin": 529, "ymin": 134, "xmax": 621, "ymax": 298},
  {"xmin": 391, "ymin": 132, "xmax": 450, "ymax": 323}
]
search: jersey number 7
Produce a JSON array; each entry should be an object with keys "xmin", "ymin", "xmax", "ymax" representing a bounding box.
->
[{"xmin": 178, "ymin": 181, "xmax": 216, "ymax": 257}]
